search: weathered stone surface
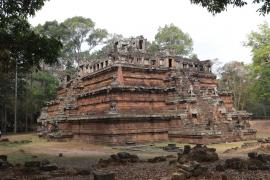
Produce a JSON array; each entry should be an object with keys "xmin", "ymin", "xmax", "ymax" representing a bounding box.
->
[
  {"xmin": 177, "ymin": 160, "xmax": 207, "ymax": 178},
  {"xmin": 40, "ymin": 163, "xmax": 58, "ymax": 171},
  {"xmin": 37, "ymin": 36, "xmax": 256, "ymax": 144},
  {"xmin": 98, "ymin": 152, "xmax": 139, "ymax": 167},
  {"xmin": 185, "ymin": 145, "xmax": 218, "ymax": 162},
  {"xmin": 215, "ymin": 164, "xmax": 225, "ymax": 171},
  {"xmin": 93, "ymin": 170, "xmax": 115, "ymax": 180},
  {"xmin": 0, "ymin": 155, "xmax": 8, "ymax": 161},
  {"xmin": 171, "ymin": 172, "xmax": 185, "ymax": 180},
  {"xmin": 0, "ymin": 159, "xmax": 10, "ymax": 169},
  {"xmin": 163, "ymin": 144, "xmax": 182, "ymax": 152},
  {"xmin": 257, "ymin": 154, "xmax": 270, "ymax": 163},
  {"xmin": 225, "ymin": 158, "xmax": 247, "ymax": 170},
  {"xmin": 224, "ymin": 152, "xmax": 270, "ymax": 171},
  {"xmin": 183, "ymin": 145, "xmax": 191, "ymax": 154},
  {"xmin": 248, "ymin": 152, "xmax": 257, "ymax": 159},
  {"xmin": 24, "ymin": 161, "xmax": 41, "ymax": 168},
  {"xmin": 41, "ymin": 159, "xmax": 50, "ymax": 166},
  {"xmin": 148, "ymin": 156, "xmax": 167, "ymax": 163},
  {"xmin": 257, "ymin": 137, "xmax": 270, "ymax": 143}
]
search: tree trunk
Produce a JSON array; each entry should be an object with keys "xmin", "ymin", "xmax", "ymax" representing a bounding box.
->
[
  {"xmin": 14, "ymin": 58, "xmax": 18, "ymax": 133},
  {"xmin": 1, "ymin": 105, "xmax": 3, "ymax": 132},
  {"xmin": 25, "ymin": 110, "xmax": 28, "ymax": 132},
  {"xmin": 4, "ymin": 105, "xmax": 7, "ymax": 134}
]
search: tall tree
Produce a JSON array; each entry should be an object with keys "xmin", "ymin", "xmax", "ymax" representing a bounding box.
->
[
  {"xmin": 218, "ymin": 61, "xmax": 250, "ymax": 110},
  {"xmin": 245, "ymin": 22, "xmax": 270, "ymax": 116},
  {"xmin": 153, "ymin": 24, "xmax": 193, "ymax": 56},
  {"xmin": 61, "ymin": 16, "xmax": 94, "ymax": 64},
  {"xmin": 190, "ymin": 0, "xmax": 270, "ymax": 15},
  {"xmin": 35, "ymin": 17, "xmax": 108, "ymax": 66},
  {"xmin": 0, "ymin": 0, "xmax": 62, "ymax": 133}
]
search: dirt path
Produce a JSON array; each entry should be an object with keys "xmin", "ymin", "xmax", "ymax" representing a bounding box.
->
[{"xmin": 24, "ymin": 141, "xmax": 114, "ymax": 157}]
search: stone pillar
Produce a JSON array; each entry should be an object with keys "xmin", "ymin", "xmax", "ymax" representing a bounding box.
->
[{"xmin": 116, "ymin": 66, "xmax": 124, "ymax": 85}]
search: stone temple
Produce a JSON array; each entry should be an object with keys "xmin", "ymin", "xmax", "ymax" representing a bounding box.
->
[{"xmin": 37, "ymin": 36, "xmax": 256, "ymax": 144}]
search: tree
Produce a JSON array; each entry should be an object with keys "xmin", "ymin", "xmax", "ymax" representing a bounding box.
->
[
  {"xmin": 86, "ymin": 28, "xmax": 108, "ymax": 51},
  {"xmin": 153, "ymin": 24, "xmax": 193, "ymax": 56},
  {"xmin": 0, "ymin": 0, "xmax": 62, "ymax": 133},
  {"xmin": 244, "ymin": 22, "xmax": 270, "ymax": 116},
  {"xmin": 190, "ymin": 0, "xmax": 270, "ymax": 15},
  {"xmin": 245, "ymin": 22, "xmax": 270, "ymax": 65},
  {"xmin": 218, "ymin": 61, "xmax": 250, "ymax": 110},
  {"xmin": 0, "ymin": 1, "xmax": 62, "ymax": 73},
  {"xmin": 35, "ymin": 17, "xmax": 108, "ymax": 66}
]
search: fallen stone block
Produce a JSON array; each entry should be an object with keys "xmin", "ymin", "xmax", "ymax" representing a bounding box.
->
[
  {"xmin": 110, "ymin": 154, "xmax": 120, "ymax": 161},
  {"xmin": 0, "ymin": 155, "xmax": 7, "ymax": 162},
  {"xmin": 93, "ymin": 170, "xmax": 115, "ymax": 180},
  {"xmin": 183, "ymin": 145, "xmax": 191, "ymax": 154},
  {"xmin": 225, "ymin": 158, "xmax": 247, "ymax": 170},
  {"xmin": 257, "ymin": 154, "xmax": 270, "ymax": 163},
  {"xmin": 75, "ymin": 169, "xmax": 91, "ymax": 175},
  {"xmin": 192, "ymin": 166, "xmax": 207, "ymax": 177},
  {"xmin": 0, "ymin": 159, "xmax": 11, "ymax": 169},
  {"xmin": 117, "ymin": 152, "xmax": 131, "ymax": 159},
  {"xmin": 169, "ymin": 159, "xmax": 178, "ymax": 165},
  {"xmin": 41, "ymin": 159, "xmax": 50, "ymax": 166},
  {"xmin": 147, "ymin": 156, "xmax": 167, "ymax": 163},
  {"xmin": 177, "ymin": 163, "xmax": 195, "ymax": 172},
  {"xmin": 215, "ymin": 164, "xmax": 225, "ymax": 172},
  {"xmin": 248, "ymin": 152, "xmax": 257, "ymax": 159},
  {"xmin": 178, "ymin": 167, "xmax": 192, "ymax": 178},
  {"xmin": 24, "ymin": 161, "xmax": 41, "ymax": 168},
  {"xmin": 171, "ymin": 172, "xmax": 185, "ymax": 180},
  {"xmin": 40, "ymin": 163, "xmax": 58, "ymax": 171},
  {"xmin": 166, "ymin": 154, "xmax": 176, "ymax": 158}
]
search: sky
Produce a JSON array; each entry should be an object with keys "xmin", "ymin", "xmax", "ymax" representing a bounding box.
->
[{"xmin": 29, "ymin": 0, "xmax": 270, "ymax": 65}]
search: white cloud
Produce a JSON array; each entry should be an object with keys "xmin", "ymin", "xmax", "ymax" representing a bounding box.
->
[{"xmin": 29, "ymin": 0, "xmax": 270, "ymax": 64}]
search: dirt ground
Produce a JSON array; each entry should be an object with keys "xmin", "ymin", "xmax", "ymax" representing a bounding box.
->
[
  {"xmin": 0, "ymin": 120, "xmax": 269, "ymax": 179},
  {"xmin": 250, "ymin": 120, "xmax": 270, "ymax": 138}
]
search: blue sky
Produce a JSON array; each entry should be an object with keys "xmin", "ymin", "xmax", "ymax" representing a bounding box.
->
[{"xmin": 29, "ymin": 0, "xmax": 270, "ymax": 66}]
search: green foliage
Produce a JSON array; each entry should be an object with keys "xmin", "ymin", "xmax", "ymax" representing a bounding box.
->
[
  {"xmin": 219, "ymin": 22, "xmax": 270, "ymax": 116},
  {"xmin": 154, "ymin": 24, "xmax": 193, "ymax": 56},
  {"xmin": 0, "ymin": 0, "xmax": 47, "ymax": 23},
  {"xmin": 35, "ymin": 17, "xmax": 108, "ymax": 66},
  {"xmin": 31, "ymin": 70, "xmax": 58, "ymax": 100},
  {"xmin": 86, "ymin": 28, "xmax": 108, "ymax": 51},
  {"xmin": 190, "ymin": 0, "xmax": 270, "ymax": 15},
  {"xmin": 0, "ymin": 0, "xmax": 62, "ymax": 132},
  {"xmin": 244, "ymin": 22, "xmax": 270, "ymax": 116},
  {"xmin": 62, "ymin": 16, "xmax": 94, "ymax": 62},
  {"xmin": 245, "ymin": 22, "xmax": 270, "ymax": 65},
  {"xmin": 0, "ymin": 1, "xmax": 62, "ymax": 73}
]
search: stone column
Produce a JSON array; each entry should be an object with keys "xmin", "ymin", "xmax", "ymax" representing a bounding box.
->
[{"xmin": 116, "ymin": 66, "xmax": 124, "ymax": 85}]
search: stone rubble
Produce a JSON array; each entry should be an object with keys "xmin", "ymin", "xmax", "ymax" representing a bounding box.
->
[{"xmin": 178, "ymin": 144, "xmax": 219, "ymax": 163}]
